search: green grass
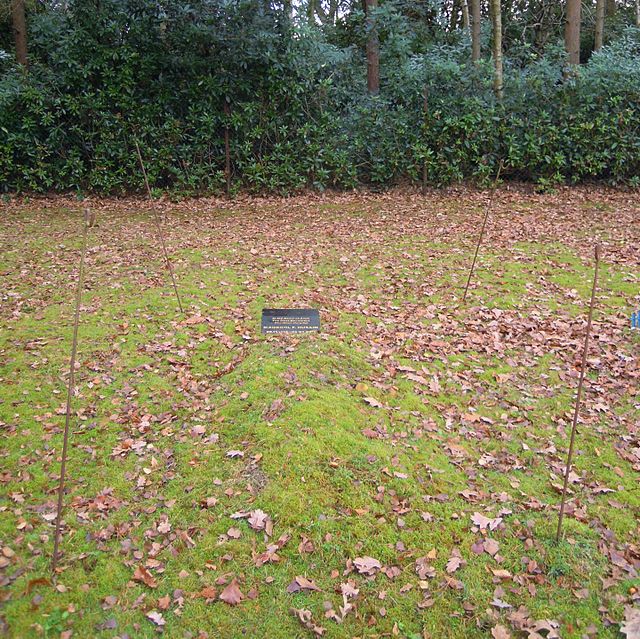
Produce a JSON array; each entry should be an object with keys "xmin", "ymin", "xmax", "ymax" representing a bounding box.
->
[{"xmin": 0, "ymin": 193, "xmax": 638, "ymax": 638}]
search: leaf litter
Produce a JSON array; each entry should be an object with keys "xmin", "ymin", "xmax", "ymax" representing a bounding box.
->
[{"xmin": 0, "ymin": 187, "xmax": 638, "ymax": 637}]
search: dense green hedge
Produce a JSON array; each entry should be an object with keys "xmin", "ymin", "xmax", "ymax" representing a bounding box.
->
[{"xmin": 1, "ymin": 1, "xmax": 639, "ymax": 194}]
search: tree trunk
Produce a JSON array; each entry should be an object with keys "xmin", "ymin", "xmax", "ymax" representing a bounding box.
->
[
  {"xmin": 471, "ymin": 0, "xmax": 481, "ymax": 61},
  {"xmin": 636, "ymin": 0, "xmax": 640, "ymax": 27},
  {"xmin": 450, "ymin": 0, "xmax": 461, "ymax": 30},
  {"xmin": 564, "ymin": 0, "xmax": 581, "ymax": 70},
  {"xmin": 594, "ymin": 0, "xmax": 605, "ymax": 51},
  {"xmin": 490, "ymin": 0, "xmax": 503, "ymax": 99},
  {"xmin": 328, "ymin": 0, "xmax": 338, "ymax": 24},
  {"xmin": 462, "ymin": 0, "xmax": 471, "ymax": 30},
  {"xmin": 283, "ymin": 0, "xmax": 292, "ymax": 20},
  {"xmin": 224, "ymin": 102, "xmax": 231, "ymax": 199},
  {"xmin": 11, "ymin": 0, "xmax": 28, "ymax": 68},
  {"xmin": 605, "ymin": 0, "xmax": 615, "ymax": 17},
  {"xmin": 422, "ymin": 86, "xmax": 428, "ymax": 196},
  {"xmin": 365, "ymin": 0, "xmax": 380, "ymax": 95}
]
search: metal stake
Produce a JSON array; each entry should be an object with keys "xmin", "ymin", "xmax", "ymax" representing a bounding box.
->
[
  {"xmin": 51, "ymin": 209, "xmax": 94, "ymax": 575},
  {"xmin": 462, "ymin": 159, "xmax": 505, "ymax": 302},
  {"xmin": 134, "ymin": 139, "xmax": 184, "ymax": 313},
  {"xmin": 556, "ymin": 244, "xmax": 601, "ymax": 542}
]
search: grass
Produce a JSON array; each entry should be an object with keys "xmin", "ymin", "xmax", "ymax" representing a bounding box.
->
[{"xmin": 0, "ymin": 190, "xmax": 638, "ymax": 638}]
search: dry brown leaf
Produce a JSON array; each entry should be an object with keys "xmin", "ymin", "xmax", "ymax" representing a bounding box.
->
[
  {"xmin": 219, "ymin": 578, "xmax": 244, "ymax": 606},
  {"xmin": 146, "ymin": 610, "xmax": 165, "ymax": 626},
  {"xmin": 353, "ymin": 556, "xmax": 381, "ymax": 576},
  {"xmin": 291, "ymin": 608, "xmax": 325, "ymax": 636},
  {"xmin": 491, "ymin": 625, "xmax": 512, "ymax": 639},
  {"xmin": 133, "ymin": 565, "xmax": 157, "ymax": 589},
  {"xmin": 621, "ymin": 607, "xmax": 640, "ymax": 639},
  {"xmin": 199, "ymin": 586, "xmax": 218, "ymax": 601},
  {"xmin": 287, "ymin": 575, "xmax": 321, "ymax": 593}
]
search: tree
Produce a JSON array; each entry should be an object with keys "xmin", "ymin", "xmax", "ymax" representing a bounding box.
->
[
  {"xmin": 636, "ymin": 0, "xmax": 640, "ymax": 27},
  {"xmin": 526, "ymin": 0, "xmax": 563, "ymax": 52},
  {"xmin": 307, "ymin": 0, "xmax": 340, "ymax": 25},
  {"xmin": 11, "ymin": 0, "xmax": 28, "ymax": 67},
  {"xmin": 564, "ymin": 0, "xmax": 581, "ymax": 70},
  {"xmin": 365, "ymin": 0, "xmax": 379, "ymax": 95},
  {"xmin": 595, "ymin": 0, "xmax": 605, "ymax": 51},
  {"xmin": 450, "ymin": 0, "xmax": 470, "ymax": 30},
  {"xmin": 490, "ymin": 0, "xmax": 503, "ymax": 99},
  {"xmin": 450, "ymin": 0, "xmax": 460, "ymax": 30},
  {"xmin": 461, "ymin": 0, "xmax": 470, "ymax": 30},
  {"xmin": 471, "ymin": 0, "xmax": 481, "ymax": 61},
  {"xmin": 606, "ymin": 0, "xmax": 615, "ymax": 17}
]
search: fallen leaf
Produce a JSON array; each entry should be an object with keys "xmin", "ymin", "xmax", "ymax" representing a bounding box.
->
[
  {"xmin": 199, "ymin": 586, "xmax": 218, "ymax": 601},
  {"xmin": 287, "ymin": 575, "xmax": 321, "ymax": 593},
  {"xmin": 248, "ymin": 509, "xmax": 270, "ymax": 531},
  {"xmin": 491, "ymin": 625, "xmax": 512, "ymax": 639},
  {"xmin": 298, "ymin": 536, "xmax": 315, "ymax": 554},
  {"xmin": 621, "ymin": 606, "xmax": 640, "ymax": 639},
  {"xmin": 290, "ymin": 608, "xmax": 325, "ymax": 636},
  {"xmin": 484, "ymin": 539, "xmax": 500, "ymax": 556},
  {"xmin": 219, "ymin": 578, "xmax": 244, "ymax": 606},
  {"xmin": 133, "ymin": 565, "xmax": 157, "ymax": 589},
  {"xmin": 415, "ymin": 557, "xmax": 436, "ymax": 580},
  {"xmin": 146, "ymin": 610, "xmax": 165, "ymax": 626},
  {"xmin": 354, "ymin": 556, "xmax": 381, "ymax": 576},
  {"xmin": 446, "ymin": 556, "xmax": 463, "ymax": 573},
  {"xmin": 471, "ymin": 512, "xmax": 503, "ymax": 531}
]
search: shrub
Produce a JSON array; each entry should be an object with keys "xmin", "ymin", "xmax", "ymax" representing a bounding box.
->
[{"xmin": 0, "ymin": 1, "xmax": 638, "ymax": 194}]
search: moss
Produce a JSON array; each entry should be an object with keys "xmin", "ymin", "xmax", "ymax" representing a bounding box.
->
[{"xmin": 0, "ymin": 199, "xmax": 637, "ymax": 638}]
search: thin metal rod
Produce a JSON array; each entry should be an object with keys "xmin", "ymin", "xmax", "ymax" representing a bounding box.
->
[
  {"xmin": 52, "ymin": 210, "xmax": 92, "ymax": 575},
  {"xmin": 134, "ymin": 139, "xmax": 184, "ymax": 314},
  {"xmin": 462, "ymin": 159, "xmax": 504, "ymax": 302},
  {"xmin": 556, "ymin": 244, "xmax": 601, "ymax": 542}
]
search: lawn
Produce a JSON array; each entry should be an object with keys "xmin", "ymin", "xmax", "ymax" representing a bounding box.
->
[{"xmin": 0, "ymin": 187, "xmax": 638, "ymax": 639}]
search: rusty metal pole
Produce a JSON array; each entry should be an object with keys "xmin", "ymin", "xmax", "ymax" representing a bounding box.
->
[
  {"xmin": 556, "ymin": 244, "xmax": 601, "ymax": 542},
  {"xmin": 134, "ymin": 139, "xmax": 184, "ymax": 314},
  {"xmin": 51, "ymin": 209, "xmax": 94, "ymax": 575},
  {"xmin": 462, "ymin": 159, "xmax": 504, "ymax": 303}
]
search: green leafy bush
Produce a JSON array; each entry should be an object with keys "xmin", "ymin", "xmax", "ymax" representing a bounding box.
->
[{"xmin": 1, "ymin": 1, "xmax": 639, "ymax": 194}]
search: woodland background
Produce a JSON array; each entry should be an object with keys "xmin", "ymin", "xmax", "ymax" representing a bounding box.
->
[{"xmin": 1, "ymin": 0, "xmax": 640, "ymax": 195}]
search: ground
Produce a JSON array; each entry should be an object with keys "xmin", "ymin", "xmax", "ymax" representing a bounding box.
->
[{"xmin": 0, "ymin": 186, "xmax": 639, "ymax": 639}]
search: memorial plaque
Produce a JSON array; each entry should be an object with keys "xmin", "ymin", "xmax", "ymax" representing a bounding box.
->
[{"xmin": 261, "ymin": 308, "xmax": 320, "ymax": 334}]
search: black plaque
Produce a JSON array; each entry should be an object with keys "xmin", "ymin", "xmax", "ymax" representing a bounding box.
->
[{"xmin": 261, "ymin": 308, "xmax": 320, "ymax": 334}]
